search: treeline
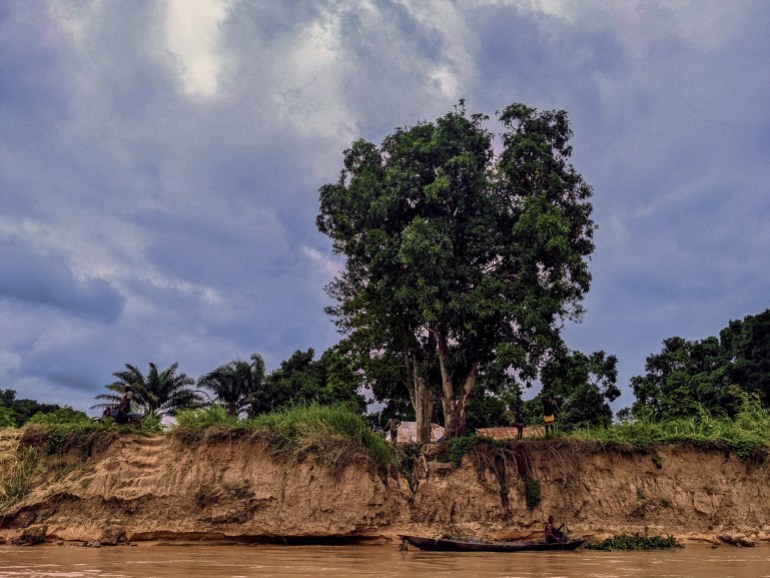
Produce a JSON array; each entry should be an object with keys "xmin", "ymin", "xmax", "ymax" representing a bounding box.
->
[
  {"xmin": 1, "ymin": 308, "xmax": 769, "ymax": 436},
  {"xmin": 88, "ymin": 346, "xmax": 364, "ymax": 421},
  {"xmin": 627, "ymin": 308, "xmax": 770, "ymax": 420},
  {"xmin": 0, "ymin": 389, "xmax": 75, "ymax": 428}
]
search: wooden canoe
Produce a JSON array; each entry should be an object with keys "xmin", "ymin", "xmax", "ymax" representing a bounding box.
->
[{"xmin": 399, "ymin": 534, "xmax": 585, "ymax": 552}]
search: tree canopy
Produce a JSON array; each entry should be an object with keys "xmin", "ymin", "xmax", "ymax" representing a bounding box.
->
[
  {"xmin": 198, "ymin": 354, "xmax": 266, "ymax": 417},
  {"xmin": 630, "ymin": 309, "xmax": 770, "ymax": 419},
  {"xmin": 0, "ymin": 389, "xmax": 63, "ymax": 427},
  {"xmin": 317, "ymin": 102, "xmax": 596, "ymax": 440}
]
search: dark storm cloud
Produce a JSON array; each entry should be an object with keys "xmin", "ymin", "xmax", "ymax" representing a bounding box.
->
[{"xmin": 0, "ymin": 234, "xmax": 124, "ymax": 322}]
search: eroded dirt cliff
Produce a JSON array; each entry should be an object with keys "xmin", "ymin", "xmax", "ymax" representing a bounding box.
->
[{"xmin": 1, "ymin": 428, "xmax": 768, "ymax": 545}]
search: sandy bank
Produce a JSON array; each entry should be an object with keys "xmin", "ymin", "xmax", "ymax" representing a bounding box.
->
[{"xmin": 1, "ymin": 428, "xmax": 768, "ymax": 546}]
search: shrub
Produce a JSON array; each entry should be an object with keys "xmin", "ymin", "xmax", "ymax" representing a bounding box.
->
[
  {"xmin": 175, "ymin": 405, "xmax": 236, "ymax": 428},
  {"xmin": 27, "ymin": 408, "xmax": 91, "ymax": 426},
  {"xmin": 588, "ymin": 534, "xmax": 682, "ymax": 551},
  {"xmin": 523, "ymin": 475, "xmax": 541, "ymax": 510},
  {"xmin": 141, "ymin": 413, "xmax": 164, "ymax": 434}
]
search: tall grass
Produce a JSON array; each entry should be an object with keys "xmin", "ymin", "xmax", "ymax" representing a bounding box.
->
[
  {"xmin": 0, "ymin": 444, "xmax": 37, "ymax": 513},
  {"xmin": 174, "ymin": 403, "xmax": 396, "ymax": 473},
  {"xmin": 573, "ymin": 393, "xmax": 770, "ymax": 461},
  {"xmin": 248, "ymin": 403, "xmax": 395, "ymax": 471}
]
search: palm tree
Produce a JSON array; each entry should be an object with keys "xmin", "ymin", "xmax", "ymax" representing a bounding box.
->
[
  {"xmin": 198, "ymin": 354, "xmax": 266, "ymax": 417},
  {"xmin": 93, "ymin": 362, "xmax": 201, "ymax": 418}
]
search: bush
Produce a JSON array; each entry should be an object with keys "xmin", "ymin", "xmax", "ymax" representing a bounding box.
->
[
  {"xmin": 175, "ymin": 405, "xmax": 236, "ymax": 428},
  {"xmin": 523, "ymin": 476, "xmax": 541, "ymax": 509},
  {"xmin": 588, "ymin": 534, "xmax": 682, "ymax": 551},
  {"xmin": 27, "ymin": 407, "xmax": 91, "ymax": 426},
  {"xmin": 141, "ymin": 413, "xmax": 164, "ymax": 434}
]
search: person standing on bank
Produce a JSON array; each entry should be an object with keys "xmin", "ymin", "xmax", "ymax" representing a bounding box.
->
[
  {"xmin": 543, "ymin": 394, "xmax": 558, "ymax": 436},
  {"xmin": 385, "ymin": 416, "xmax": 401, "ymax": 444}
]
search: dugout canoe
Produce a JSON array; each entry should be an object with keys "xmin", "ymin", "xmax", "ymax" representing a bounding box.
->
[{"xmin": 399, "ymin": 535, "xmax": 585, "ymax": 552}]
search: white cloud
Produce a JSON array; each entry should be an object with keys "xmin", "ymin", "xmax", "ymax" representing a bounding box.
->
[{"xmin": 165, "ymin": 0, "xmax": 231, "ymax": 98}]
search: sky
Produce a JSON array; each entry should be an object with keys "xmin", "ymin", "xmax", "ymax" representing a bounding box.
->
[{"xmin": 1, "ymin": 0, "xmax": 769, "ymax": 415}]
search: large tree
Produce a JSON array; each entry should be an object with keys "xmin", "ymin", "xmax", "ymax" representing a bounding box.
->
[{"xmin": 317, "ymin": 102, "xmax": 595, "ymax": 440}]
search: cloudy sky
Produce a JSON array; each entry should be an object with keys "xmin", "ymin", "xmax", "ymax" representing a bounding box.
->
[{"xmin": 1, "ymin": 0, "xmax": 768, "ymax": 414}]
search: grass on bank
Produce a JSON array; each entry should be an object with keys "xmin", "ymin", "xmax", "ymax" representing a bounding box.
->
[
  {"xmin": 0, "ymin": 443, "xmax": 36, "ymax": 513},
  {"xmin": 571, "ymin": 393, "xmax": 770, "ymax": 461},
  {"xmin": 173, "ymin": 403, "xmax": 396, "ymax": 473}
]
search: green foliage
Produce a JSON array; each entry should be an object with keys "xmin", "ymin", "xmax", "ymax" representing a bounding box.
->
[
  {"xmin": 40, "ymin": 422, "xmax": 110, "ymax": 456},
  {"xmin": 222, "ymin": 482, "xmax": 253, "ymax": 500},
  {"xmin": 439, "ymin": 434, "xmax": 486, "ymax": 467},
  {"xmin": 248, "ymin": 403, "xmax": 395, "ymax": 472},
  {"xmin": 573, "ymin": 392, "xmax": 770, "ymax": 461},
  {"xmin": 631, "ymin": 309, "xmax": 770, "ymax": 419},
  {"xmin": 0, "ymin": 403, "xmax": 15, "ymax": 428},
  {"xmin": 93, "ymin": 362, "xmax": 201, "ymax": 418},
  {"xmin": 175, "ymin": 405, "xmax": 237, "ymax": 428},
  {"xmin": 537, "ymin": 349, "xmax": 619, "ymax": 432},
  {"xmin": 251, "ymin": 347, "xmax": 365, "ymax": 417},
  {"xmin": 588, "ymin": 534, "xmax": 682, "ymax": 551},
  {"xmin": 27, "ymin": 407, "xmax": 91, "ymax": 426},
  {"xmin": 393, "ymin": 442, "xmax": 423, "ymax": 492},
  {"xmin": 198, "ymin": 354, "xmax": 266, "ymax": 417},
  {"xmin": 0, "ymin": 389, "xmax": 63, "ymax": 426},
  {"xmin": 0, "ymin": 445, "xmax": 37, "ymax": 513},
  {"xmin": 173, "ymin": 403, "xmax": 396, "ymax": 473},
  {"xmin": 523, "ymin": 475, "xmax": 541, "ymax": 510},
  {"xmin": 317, "ymin": 102, "xmax": 596, "ymax": 440},
  {"xmin": 465, "ymin": 387, "xmax": 511, "ymax": 430},
  {"xmin": 141, "ymin": 413, "xmax": 164, "ymax": 434}
]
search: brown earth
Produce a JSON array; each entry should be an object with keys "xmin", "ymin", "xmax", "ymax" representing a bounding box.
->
[{"xmin": 1, "ymin": 427, "xmax": 768, "ymax": 546}]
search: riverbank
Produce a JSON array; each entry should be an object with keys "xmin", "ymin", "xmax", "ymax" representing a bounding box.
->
[{"xmin": 1, "ymin": 426, "xmax": 768, "ymax": 546}]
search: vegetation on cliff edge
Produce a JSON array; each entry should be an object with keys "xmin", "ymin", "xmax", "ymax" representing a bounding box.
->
[
  {"xmin": 587, "ymin": 534, "xmax": 682, "ymax": 551},
  {"xmin": 572, "ymin": 392, "xmax": 770, "ymax": 461},
  {"xmin": 174, "ymin": 403, "xmax": 396, "ymax": 472}
]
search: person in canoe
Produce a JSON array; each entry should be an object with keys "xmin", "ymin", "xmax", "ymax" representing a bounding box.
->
[{"xmin": 545, "ymin": 515, "xmax": 567, "ymax": 544}]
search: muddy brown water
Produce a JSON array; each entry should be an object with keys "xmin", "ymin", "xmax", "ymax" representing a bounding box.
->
[{"xmin": 1, "ymin": 543, "xmax": 770, "ymax": 577}]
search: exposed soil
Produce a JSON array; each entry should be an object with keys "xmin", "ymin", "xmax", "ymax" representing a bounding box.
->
[{"xmin": 1, "ymin": 428, "xmax": 768, "ymax": 546}]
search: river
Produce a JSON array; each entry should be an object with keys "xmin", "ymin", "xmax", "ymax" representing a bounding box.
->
[{"xmin": 1, "ymin": 543, "xmax": 769, "ymax": 577}]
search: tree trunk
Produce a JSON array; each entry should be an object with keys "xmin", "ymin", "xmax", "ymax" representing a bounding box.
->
[
  {"xmin": 437, "ymin": 331, "xmax": 478, "ymax": 438},
  {"xmin": 404, "ymin": 352, "xmax": 434, "ymax": 444}
]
